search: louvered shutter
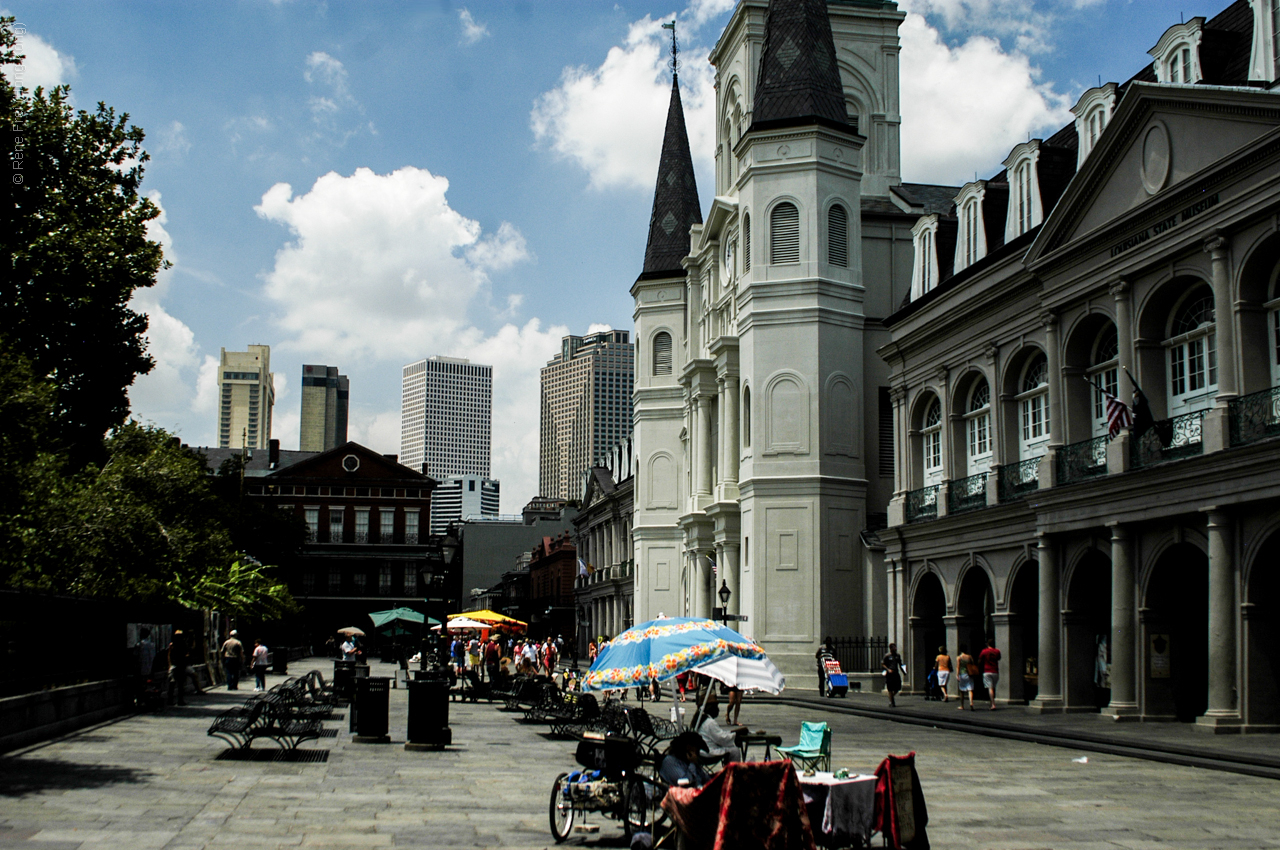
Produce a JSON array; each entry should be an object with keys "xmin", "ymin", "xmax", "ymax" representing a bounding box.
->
[
  {"xmin": 743, "ymin": 214, "xmax": 751, "ymax": 270},
  {"xmin": 652, "ymin": 332, "xmax": 673, "ymax": 376},
  {"xmin": 770, "ymin": 203, "xmax": 799, "ymax": 264},
  {"xmin": 828, "ymin": 204, "xmax": 848, "ymax": 267}
]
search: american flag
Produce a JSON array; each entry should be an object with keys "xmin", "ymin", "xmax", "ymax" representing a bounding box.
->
[{"xmin": 1102, "ymin": 386, "xmax": 1134, "ymax": 438}]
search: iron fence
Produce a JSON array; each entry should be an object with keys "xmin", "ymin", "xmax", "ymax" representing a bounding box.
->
[
  {"xmin": 947, "ymin": 472, "xmax": 988, "ymax": 514},
  {"xmin": 997, "ymin": 457, "xmax": 1041, "ymax": 502},
  {"xmin": 1229, "ymin": 386, "xmax": 1280, "ymax": 447},
  {"xmin": 1131, "ymin": 409, "xmax": 1205, "ymax": 470},
  {"xmin": 1056, "ymin": 435, "xmax": 1108, "ymax": 486},
  {"xmin": 905, "ymin": 484, "xmax": 939, "ymax": 523},
  {"xmin": 829, "ymin": 636, "xmax": 889, "ymax": 674}
]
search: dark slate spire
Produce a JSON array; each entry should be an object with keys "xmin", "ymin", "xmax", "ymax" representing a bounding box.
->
[
  {"xmin": 640, "ymin": 78, "xmax": 703, "ymax": 279},
  {"xmin": 750, "ymin": 0, "xmax": 851, "ymax": 134}
]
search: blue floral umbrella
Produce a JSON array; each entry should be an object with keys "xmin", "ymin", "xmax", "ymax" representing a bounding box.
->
[{"xmin": 581, "ymin": 617, "xmax": 775, "ymax": 692}]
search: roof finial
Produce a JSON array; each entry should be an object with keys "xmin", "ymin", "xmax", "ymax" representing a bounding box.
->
[{"xmin": 661, "ymin": 19, "xmax": 679, "ymax": 79}]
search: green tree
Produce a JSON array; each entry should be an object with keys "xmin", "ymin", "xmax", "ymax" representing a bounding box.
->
[{"xmin": 3, "ymin": 17, "xmax": 164, "ymax": 465}]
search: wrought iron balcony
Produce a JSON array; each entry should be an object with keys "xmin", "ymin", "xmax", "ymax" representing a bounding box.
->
[
  {"xmin": 906, "ymin": 484, "xmax": 939, "ymax": 523},
  {"xmin": 1131, "ymin": 409, "xmax": 1205, "ymax": 470},
  {"xmin": 1056, "ymin": 435, "xmax": 1108, "ymax": 486},
  {"xmin": 997, "ymin": 457, "xmax": 1040, "ymax": 502},
  {"xmin": 947, "ymin": 472, "xmax": 988, "ymax": 515},
  {"xmin": 1229, "ymin": 386, "xmax": 1280, "ymax": 447}
]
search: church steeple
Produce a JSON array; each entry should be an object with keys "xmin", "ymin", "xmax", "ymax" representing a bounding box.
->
[
  {"xmin": 640, "ymin": 76, "xmax": 703, "ymax": 279},
  {"xmin": 751, "ymin": 0, "xmax": 851, "ymax": 133}
]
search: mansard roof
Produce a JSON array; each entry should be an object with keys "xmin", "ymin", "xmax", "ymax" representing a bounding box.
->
[
  {"xmin": 750, "ymin": 0, "xmax": 851, "ymax": 133},
  {"xmin": 639, "ymin": 78, "xmax": 703, "ymax": 280}
]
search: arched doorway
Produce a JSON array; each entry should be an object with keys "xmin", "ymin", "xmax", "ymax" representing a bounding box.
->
[
  {"xmin": 1007, "ymin": 562, "xmax": 1039, "ymax": 703},
  {"xmin": 1064, "ymin": 549, "xmax": 1111, "ymax": 710},
  {"xmin": 910, "ymin": 571, "xmax": 946, "ymax": 695},
  {"xmin": 1144, "ymin": 543, "xmax": 1209, "ymax": 722},
  {"xmin": 956, "ymin": 567, "xmax": 995, "ymax": 699},
  {"xmin": 1245, "ymin": 530, "xmax": 1280, "ymax": 730}
]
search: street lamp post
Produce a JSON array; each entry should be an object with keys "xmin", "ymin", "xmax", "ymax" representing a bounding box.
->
[{"xmin": 718, "ymin": 580, "xmax": 732, "ymax": 628}]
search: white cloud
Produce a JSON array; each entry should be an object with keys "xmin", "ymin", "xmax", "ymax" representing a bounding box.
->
[
  {"xmin": 458, "ymin": 8, "xmax": 490, "ymax": 46},
  {"xmin": 0, "ymin": 23, "xmax": 76, "ymax": 90},
  {"xmin": 255, "ymin": 166, "xmax": 565, "ymax": 509},
  {"xmin": 303, "ymin": 50, "xmax": 368, "ymax": 143},
  {"xmin": 154, "ymin": 120, "xmax": 192, "ymax": 156},
  {"xmin": 901, "ymin": 0, "xmax": 1055, "ymax": 54},
  {"xmin": 530, "ymin": 14, "xmax": 718, "ymax": 191},
  {"xmin": 899, "ymin": 12, "xmax": 1073, "ymax": 185}
]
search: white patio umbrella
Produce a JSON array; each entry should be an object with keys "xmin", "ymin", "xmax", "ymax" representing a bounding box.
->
[
  {"xmin": 694, "ymin": 653, "xmax": 786, "ymax": 694},
  {"xmin": 442, "ymin": 616, "xmax": 490, "ymax": 631}
]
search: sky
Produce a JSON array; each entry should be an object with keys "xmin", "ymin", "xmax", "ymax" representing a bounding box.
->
[{"xmin": 3, "ymin": 0, "xmax": 1235, "ymax": 512}]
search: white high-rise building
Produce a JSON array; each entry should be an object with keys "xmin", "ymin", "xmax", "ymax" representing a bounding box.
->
[
  {"xmin": 400, "ymin": 356, "xmax": 492, "ymax": 478},
  {"xmin": 217, "ymin": 345, "xmax": 274, "ymax": 449},
  {"xmin": 430, "ymin": 475, "xmax": 501, "ymax": 534}
]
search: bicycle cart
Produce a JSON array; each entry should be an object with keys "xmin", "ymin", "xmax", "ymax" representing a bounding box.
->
[
  {"xmin": 549, "ymin": 733, "xmax": 668, "ymax": 844},
  {"xmin": 816, "ymin": 652, "xmax": 848, "ymax": 698}
]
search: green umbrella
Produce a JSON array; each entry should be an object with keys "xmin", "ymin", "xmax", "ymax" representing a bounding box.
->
[{"xmin": 368, "ymin": 607, "xmax": 427, "ymax": 629}]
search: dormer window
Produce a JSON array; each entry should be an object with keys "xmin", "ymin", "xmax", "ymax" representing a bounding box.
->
[
  {"xmin": 1003, "ymin": 141, "xmax": 1042, "ymax": 242},
  {"xmin": 1071, "ymin": 84, "xmax": 1118, "ymax": 168},
  {"xmin": 1150, "ymin": 19, "xmax": 1204, "ymax": 85},
  {"xmin": 1248, "ymin": 0, "xmax": 1280, "ymax": 82},
  {"xmin": 910, "ymin": 215, "xmax": 940, "ymax": 299},
  {"xmin": 953, "ymin": 182, "xmax": 987, "ymax": 273}
]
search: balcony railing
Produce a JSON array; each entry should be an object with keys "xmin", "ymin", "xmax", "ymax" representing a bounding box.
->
[
  {"xmin": 906, "ymin": 484, "xmax": 939, "ymax": 523},
  {"xmin": 1229, "ymin": 386, "xmax": 1280, "ymax": 447},
  {"xmin": 1057, "ymin": 435, "xmax": 1108, "ymax": 486},
  {"xmin": 947, "ymin": 472, "xmax": 988, "ymax": 515},
  {"xmin": 1131, "ymin": 409, "xmax": 1205, "ymax": 470},
  {"xmin": 998, "ymin": 457, "xmax": 1041, "ymax": 502}
]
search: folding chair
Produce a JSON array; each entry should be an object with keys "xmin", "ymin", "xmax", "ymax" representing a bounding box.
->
[{"xmin": 776, "ymin": 721, "xmax": 831, "ymax": 772}]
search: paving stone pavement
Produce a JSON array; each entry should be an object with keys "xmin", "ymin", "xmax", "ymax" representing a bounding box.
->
[{"xmin": 1, "ymin": 659, "xmax": 1278, "ymax": 850}]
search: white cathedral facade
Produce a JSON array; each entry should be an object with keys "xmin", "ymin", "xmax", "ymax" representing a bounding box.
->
[{"xmin": 630, "ymin": 0, "xmax": 930, "ymax": 682}]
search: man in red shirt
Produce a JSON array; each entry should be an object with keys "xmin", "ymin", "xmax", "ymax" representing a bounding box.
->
[{"xmin": 978, "ymin": 638, "xmax": 1002, "ymax": 710}]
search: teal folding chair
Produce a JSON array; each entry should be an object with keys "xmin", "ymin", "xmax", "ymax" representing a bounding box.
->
[{"xmin": 776, "ymin": 721, "xmax": 831, "ymax": 772}]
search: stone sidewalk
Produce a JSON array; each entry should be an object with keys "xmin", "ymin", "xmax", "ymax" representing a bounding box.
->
[{"xmin": 1, "ymin": 659, "xmax": 1278, "ymax": 849}]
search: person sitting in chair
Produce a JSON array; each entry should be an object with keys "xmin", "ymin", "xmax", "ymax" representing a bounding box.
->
[
  {"xmin": 660, "ymin": 732, "xmax": 711, "ymax": 788},
  {"xmin": 694, "ymin": 700, "xmax": 742, "ymax": 763}
]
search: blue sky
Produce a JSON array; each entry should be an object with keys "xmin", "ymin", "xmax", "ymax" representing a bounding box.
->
[{"xmin": 4, "ymin": 0, "xmax": 1231, "ymax": 510}]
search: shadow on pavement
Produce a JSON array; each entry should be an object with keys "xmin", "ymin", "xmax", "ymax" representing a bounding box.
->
[
  {"xmin": 0, "ymin": 757, "xmax": 154, "ymax": 796},
  {"xmin": 213, "ymin": 749, "xmax": 330, "ymax": 763}
]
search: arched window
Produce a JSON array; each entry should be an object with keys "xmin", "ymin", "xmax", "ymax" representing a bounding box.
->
[
  {"xmin": 961, "ymin": 197, "xmax": 982, "ymax": 269},
  {"xmin": 1089, "ymin": 324, "xmax": 1120, "ymax": 437},
  {"xmin": 965, "ymin": 378, "xmax": 992, "ymax": 475},
  {"xmin": 770, "ymin": 202, "xmax": 800, "ymax": 264},
  {"xmin": 1166, "ymin": 284, "xmax": 1217, "ymax": 414},
  {"xmin": 922, "ymin": 397, "xmax": 943, "ymax": 485},
  {"xmin": 743, "ymin": 213, "xmax": 751, "ymax": 271},
  {"xmin": 1018, "ymin": 354, "xmax": 1050, "ymax": 460},
  {"xmin": 828, "ymin": 204, "xmax": 848, "ymax": 267},
  {"xmin": 652, "ymin": 331, "xmax": 673, "ymax": 376},
  {"xmin": 742, "ymin": 385, "xmax": 752, "ymax": 448}
]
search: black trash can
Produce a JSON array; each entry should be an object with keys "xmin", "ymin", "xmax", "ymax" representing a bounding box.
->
[
  {"xmin": 352, "ymin": 676, "xmax": 391, "ymax": 743},
  {"xmin": 273, "ymin": 648, "xmax": 288, "ymax": 675},
  {"xmin": 333, "ymin": 660, "xmax": 356, "ymax": 702},
  {"xmin": 406, "ymin": 675, "xmax": 452, "ymax": 750},
  {"xmin": 354, "ymin": 663, "xmax": 371, "ymax": 679}
]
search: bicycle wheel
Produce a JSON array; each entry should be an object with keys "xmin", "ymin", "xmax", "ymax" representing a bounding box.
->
[
  {"xmin": 622, "ymin": 777, "xmax": 654, "ymax": 841},
  {"xmin": 549, "ymin": 773, "xmax": 575, "ymax": 842}
]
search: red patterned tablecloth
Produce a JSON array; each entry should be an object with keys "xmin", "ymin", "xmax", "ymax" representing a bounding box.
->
[{"xmin": 661, "ymin": 760, "xmax": 817, "ymax": 850}]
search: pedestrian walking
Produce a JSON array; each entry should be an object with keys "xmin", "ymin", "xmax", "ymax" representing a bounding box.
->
[
  {"xmin": 220, "ymin": 630, "xmax": 245, "ymax": 690},
  {"xmin": 979, "ymin": 637, "xmax": 1002, "ymax": 710},
  {"xmin": 881, "ymin": 642, "xmax": 906, "ymax": 707},
  {"xmin": 251, "ymin": 638, "xmax": 270, "ymax": 691},
  {"xmin": 934, "ymin": 645, "xmax": 952, "ymax": 703},
  {"xmin": 484, "ymin": 637, "xmax": 500, "ymax": 682},
  {"xmin": 167, "ymin": 629, "xmax": 203, "ymax": 705},
  {"xmin": 468, "ymin": 636, "xmax": 481, "ymax": 671},
  {"xmin": 137, "ymin": 627, "xmax": 157, "ymax": 678},
  {"xmin": 956, "ymin": 643, "xmax": 976, "ymax": 710}
]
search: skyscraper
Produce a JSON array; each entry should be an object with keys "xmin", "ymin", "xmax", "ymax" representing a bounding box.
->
[
  {"xmin": 539, "ymin": 329, "xmax": 634, "ymax": 501},
  {"xmin": 429, "ymin": 475, "xmax": 501, "ymax": 534},
  {"xmin": 400, "ymin": 356, "xmax": 492, "ymax": 477},
  {"xmin": 217, "ymin": 345, "xmax": 274, "ymax": 449},
  {"xmin": 299, "ymin": 364, "xmax": 349, "ymax": 452}
]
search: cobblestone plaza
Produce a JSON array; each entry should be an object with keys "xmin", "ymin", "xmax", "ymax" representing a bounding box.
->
[{"xmin": 2, "ymin": 662, "xmax": 1279, "ymax": 849}]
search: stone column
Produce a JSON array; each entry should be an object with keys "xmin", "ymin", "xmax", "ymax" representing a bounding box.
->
[
  {"xmin": 1205, "ymin": 237, "xmax": 1237, "ymax": 402},
  {"xmin": 725, "ymin": 376, "xmax": 740, "ymax": 486},
  {"xmin": 943, "ymin": 614, "xmax": 962, "ymax": 700},
  {"xmin": 891, "ymin": 387, "xmax": 906, "ymax": 495},
  {"xmin": 1030, "ymin": 535, "xmax": 1064, "ymax": 711},
  {"xmin": 1110, "ymin": 280, "xmax": 1134, "ymax": 379},
  {"xmin": 1044, "ymin": 311, "xmax": 1064, "ymax": 447},
  {"xmin": 723, "ymin": 542, "xmax": 741, "ymax": 617},
  {"xmin": 992, "ymin": 612, "xmax": 1020, "ymax": 704},
  {"xmin": 696, "ymin": 395, "xmax": 713, "ymax": 500},
  {"xmin": 1103, "ymin": 523, "xmax": 1139, "ymax": 720},
  {"xmin": 1198, "ymin": 508, "xmax": 1242, "ymax": 730}
]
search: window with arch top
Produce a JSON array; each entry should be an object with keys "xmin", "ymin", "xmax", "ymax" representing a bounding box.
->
[
  {"xmin": 742, "ymin": 384, "xmax": 751, "ymax": 448},
  {"xmin": 652, "ymin": 331, "xmax": 673, "ymax": 376},
  {"xmin": 770, "ymin": 202, "xmax": 800, "ymax": 264},
  {"xmin": 1166, "ymin": 284, "xmax": 1216, "ymax": 415},
  {"xmin": 828, "ymin": 204, "xmax": 848, "ymax": 267},
  {"xmin": 965, "ymin": 378, "xmax": 992, "ymax": 475},
  {"xmin": 1089, "ymin": 324, "xmax": 1120, "ymax": 437},
  {"xmin": 922, "ymin": 396, "xmax": 943, "ymax": 485},
  {"xmin": 1017, "ymin": 354, "xmax": 1050, "ymax": 460},
  {"xmin": 743, "ymin": 213, "xmax": 751, "ymax": 271}
]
